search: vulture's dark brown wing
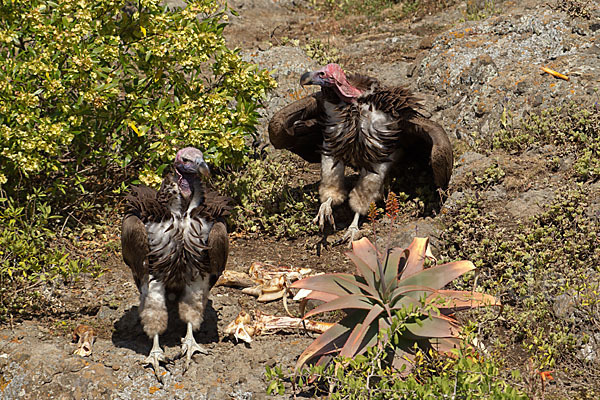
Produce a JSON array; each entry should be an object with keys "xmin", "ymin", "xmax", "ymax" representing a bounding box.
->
[
  {"xmin": 268, "ymin": 92, "xmax": 324, "ymax": 163},
  {"xmin": 121, "ymin": 213, "xmax": 150, "ymax": 291},
  {"xmin": 207, "ymin": 221, "xmax": 228, "ymax": 288},
  {"xmin": 362, "ymin": 85, "xmax": 453, "ymax": 189},
  {"xmin": 121, "ymin": 185, "xmax": 166, "ymax": 290},
  {"xmin": 399, "ymin": 115, "xmax": 453, "ymax": 190}
]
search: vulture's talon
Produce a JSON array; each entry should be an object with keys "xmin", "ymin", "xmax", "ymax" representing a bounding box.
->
[
  {"xmin": 313, "ymin": 197, "xmax": 335, "ymax": 231},
  {"xmin": 335, "ymin": 212, "xmax": 361, "ymax": 248},
  {"xmin": 144, "ymin": 348, "xmax": 166, "ymax": 382},
  {"xmin": 341, "ymin": 225, "xmax": 361, "ymax": 248},
  {"xmin": 180, "ymin": 322, "xmax": 208, "ymax": 371},
  {"xmin": 180, "ymin": 341, "xmax": 208, "ymax": 372}
]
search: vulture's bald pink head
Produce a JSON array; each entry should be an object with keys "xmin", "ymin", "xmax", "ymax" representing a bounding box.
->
[
  {"xmin": 300, "ymin": 64, "xmax": 363, "ymax": 103},
  {"xmin": 174, "ymin": 147, "xmax": 210, "ymax": 177},
  {"xmin": 174, "ymin": 147, "xmax": 210, "ymax": 197}
]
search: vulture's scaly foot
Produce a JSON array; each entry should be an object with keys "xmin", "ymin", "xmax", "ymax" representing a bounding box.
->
[
  {"xmin": 340, "ymin": 212, "xmax": 361, "ymax": 248},
  {"xmin": 144, "ymin": 334, "xmax": 166, "ymax": 383},
  {"xmin": 313, "ymin": 197, "xmax": 335, "ymax": 231},
  {"xmin": 180, "ymin": 322, "xmax": 208, "ymax": 371}
]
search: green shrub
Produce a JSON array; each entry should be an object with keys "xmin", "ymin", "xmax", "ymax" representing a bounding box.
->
[
  {"xmin": 266, "ymin": 323, "xmax": 527, "ymax": 399},
  {"xmin": 213, "ymin": 157, "xmax": 318, "ymax": 238},
  {"xmin": 439, "ymin": 185, "xmax": 600, "ymax": 374},
  {"xmin": 0, "ymin": 189, "xmax": 95, "ymax": 321},
  {"xmin": 0, "ymin": 0, "xmax": 275, "ymax": 321},
  {"xmin": 0, "ymin": 0, "xmax": 275, "ymax": 195},
  {"xmin": 491, "ymin": 105, "xmax": 600, "ymax": 181}
]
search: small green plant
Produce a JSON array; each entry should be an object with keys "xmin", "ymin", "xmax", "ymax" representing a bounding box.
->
[
  {"xmin": 552, "ymin": 0, "xmax": 592, "ymax": 19},
  {"xmin": 0, "ymin": 190, "xmax": 95, "ymax": 321},
  {"xmin": 0, "ymin": 0, "xmax": 275, "ymax": 198},
  {"xmin": 213, "ymin": 157, "xmax": 319, "ymax": 238},
  {"xmin": 439, "ymin": 184, "xmax": 600, "ymax": 392},
  {"xmin": 291, "ymin": 235, "xmax": 499, "ymax": 370},
  {"xmin": 464, "ymin": 162, "xmax": 506, "ymax": 190},
  {"xmin": 267, "ymin": 325, "xmax": 527, "ymax": 399},
  {"xmin": 304, "ymin": 39, "xmax": 340, "ymax": 66},
  {"xmin": 491, "ymin": 104, "xmax": 600, "ymax": 181},
  {"xmin": 464, "ymin": 0, "xmax": 497, "ymax": 21}
]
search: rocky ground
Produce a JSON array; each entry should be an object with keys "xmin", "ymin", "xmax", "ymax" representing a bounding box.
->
[{"xmin": 1, "ymin": 0, "xmax": 600, "ymax": 399}]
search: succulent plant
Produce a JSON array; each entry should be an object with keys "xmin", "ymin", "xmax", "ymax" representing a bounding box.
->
[{"xmin": 291, "ymin": 237, "xmax": 500, "ymax": 371}]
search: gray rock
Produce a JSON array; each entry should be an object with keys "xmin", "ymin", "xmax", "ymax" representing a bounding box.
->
[
  {"xmin": 553, "ymin": 292, "xmax": 576, "ymax": 320},
  {"xmin": 580, "ymin": 343, "xmax": 597, "ymax": 363},
  {"xmin": 506, "ymin": 188, "xmax": 555, "ymax": 220}
]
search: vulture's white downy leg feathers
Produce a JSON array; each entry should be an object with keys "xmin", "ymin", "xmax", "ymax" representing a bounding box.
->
[
  {"xmin": 344, "ymin": 160, "xmax": 394, "ymax": 246},
  {"xmin": 139, "ymin": 276, "xmax": 168, "ymax": 380},
  {"xmin": 178, "ymin": 276, "xmax": 210, "ymax": 370},
  {"xmin": 315, "ymin": 154, "xmax": 346, "ymax": 230}
]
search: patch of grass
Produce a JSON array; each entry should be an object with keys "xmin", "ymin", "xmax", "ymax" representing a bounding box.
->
[
  {"xmin": 464, "ymin": 0, "xmax": 497, "ymax": 21},
  {"xmin": 552, "ymin": 0, "xmax": 592, "ymax": 19},
  {"xmin": 439, "ymin": 185, "xmax": 600, "ymax": 395},
  {"xmin": 304, "ymin": 39, "xmax": 341, "ymax": 66},
  {"xmin": 266, "ymin": 325, "xmax": 527, "ymax": 399},
  {"xmin": 490, "ymin": 104, "xmax": 600, "ymax": 181},
  {"xmin": 0, "ymin": 189, "xmax": 98, "ymax": 323},
  {"xmin": 213, "ymin": 156, "xmax": 319, "ymax": 238}
]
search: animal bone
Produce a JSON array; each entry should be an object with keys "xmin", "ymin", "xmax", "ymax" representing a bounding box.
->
[
  {"xmin": 215, "ymin": 270, "xmax": 256, "ymax": 288},
  {"xmin": 220, "ymin": 263, "xmax": 313, "ymax": 303},
  {"xmin": 72, "ymin": 325, "xmax": 96, "ymax": 357},
  {"xmin": 223, "ymin": 311, "xmax": 255, "ymax": 343},
  {"xmin": 224, "ymin": 310, "xmax": 334, "ymax": 344}
]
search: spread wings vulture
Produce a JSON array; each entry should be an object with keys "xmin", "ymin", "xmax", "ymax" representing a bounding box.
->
[
  {"xmin": 121, "ymin": 147, "xmax": 230, "ymax": 380},
  {"xmin": 268, "ymin": 63, "xmax": 453, "ymax": 244}
]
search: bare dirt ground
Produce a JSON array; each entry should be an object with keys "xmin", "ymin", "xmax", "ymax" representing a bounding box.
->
[{"xmin": 1, "ymin": 0, "xmax": 600, "ymax": 399}]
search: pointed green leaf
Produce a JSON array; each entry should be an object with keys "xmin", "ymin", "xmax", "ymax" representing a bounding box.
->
[
  {"xmin": 430, "ymin": 337, "xmax": 461, "ymax": 355},
  {"xmin": 383, "ymin": 247, "xmax": 407, "ymax": 291},
  {"xmin": 404, "ymin": 314, "xmax": 460, "ymax": 339},
  {"xmin": 304, "ymin": 294, "xmax": 374, "ymax": 319},
  {"xmin": 426, "ymin": 290, "xmax": 500, "ymax": 312},
  {"xmin": 390, "ymin": 295, "xmax": 421, "ymax": 310},
  {"xmin": 400, "ymin": 237, "xmax": 430, "ymax": 279},
  {"xmin": 296, "ymin": 313, "xmax": 359, "ymax": 369},
  {"xmin": 296, "ymin": 323, "xmax": 351, "ymax": 370},
  {"xmin": 400, "ymin": 261, "xmax": 475, "ymax": 294},
  {"xmin": 299, "ymin": 291, "xmax": 339, "ymax": 317},
  {"xmin": 390, "ymin": 285, "xmax": 439, "ymax": 305},
  {"xmin": 350, "ymin": 237, "xmax": 380, "ymax": 272},
  {"xmin": 291, "ymin": 273, "xmax": 362, "ymax": 296},
  {"xmin": 292, "ymin": 273, "xmax": 379, "ymax": 298},
  {"xmin": 339, "ymin": 304, "xmax": 384, "ymax": 358},
  {"xmin": 305, "ymin": 290, "xmax": 340, "ymax": 303},
  {"xmin": 346, "ymin": 252, "xmax": 377, "ymax": 289}
]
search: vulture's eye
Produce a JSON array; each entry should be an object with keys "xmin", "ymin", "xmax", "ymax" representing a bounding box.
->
[
  {"xmin": 182, "ymin": 157, "xmax": 191, "ymax": 163},
  {"xmin": 318, "ymin": 71, "xmax": 325, "ymax": 77}
]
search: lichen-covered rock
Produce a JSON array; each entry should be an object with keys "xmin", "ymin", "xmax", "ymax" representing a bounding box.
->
[{"xmin": 411, "ymin": 4, "xmax": 600, "ymax": 144}]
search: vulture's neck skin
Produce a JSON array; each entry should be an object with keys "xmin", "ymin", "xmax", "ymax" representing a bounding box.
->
[
  {"xmin": 176, "ymin": 171, "xmax": 204, "ymax": 209},
  {"xmin": 332, "ymin": 75, "xmax": 363, "ymax": 103},
  {"xmin": 334, "ymin": 87, "xmax": 360, "ymax": 104}
]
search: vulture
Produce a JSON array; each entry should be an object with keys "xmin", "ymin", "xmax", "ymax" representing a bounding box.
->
[
  {"xmin": 121, "ymin": 147, "xmax": 230, "ymax": 379},
  {"xmin": 268, "ymin": 63, "xmax": 453, "ymax": 244}
]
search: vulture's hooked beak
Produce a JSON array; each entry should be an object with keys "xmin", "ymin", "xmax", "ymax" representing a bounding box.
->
[
  {"xmin": 196, "ymin": 158, "xmax": 210, "ymax": 177},
  {"xmin": 300, "ymin": 71, "xmax": 316, "ymax": 86}
]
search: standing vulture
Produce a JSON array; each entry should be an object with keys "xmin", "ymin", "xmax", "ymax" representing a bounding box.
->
[
  {"xmin": 121, "ymin": 147, "xmax": 230, "ymax": 379},
  {"xmin": 268, "ymin": 63, "xmax": 453, "ymax": 244}
]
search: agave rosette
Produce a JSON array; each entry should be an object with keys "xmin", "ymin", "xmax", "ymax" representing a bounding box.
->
[{"xmin": 291, "ymin": 237, "xmax": 499, "ymax": 370}]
